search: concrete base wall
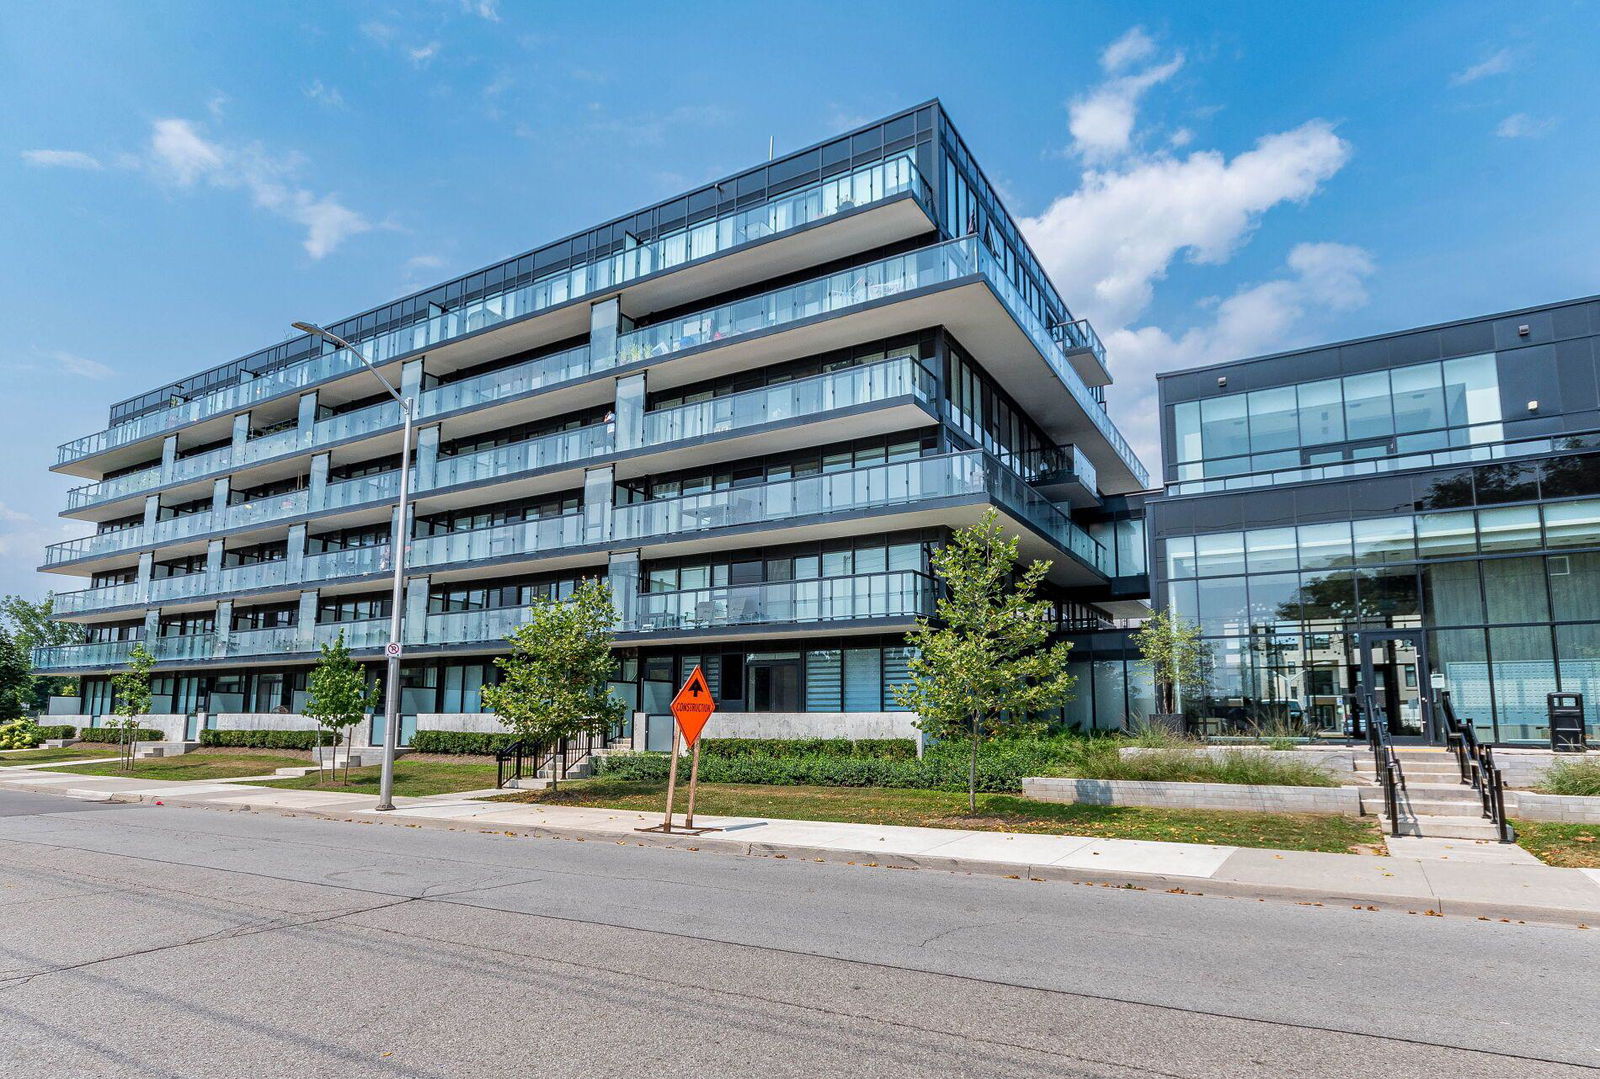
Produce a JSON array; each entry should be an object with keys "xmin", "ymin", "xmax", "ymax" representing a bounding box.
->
[
  {"xmin": 1507, "ymin": 791, "xmax": 1600, "ymax": 823},
  {"xmin": 705, "ymin": 711, "xmax": 919, "ymax": 741},
  {"xmin": 414, "ymin": 713, "xmax": 503, "ymax": 735},
  {"xmin": 213, "ymin": 712, "xmax": 323, "ymax": 733},
  {"xmin": 1493, "ymin": 748, "xmax": 1584, "ymax": 789},
  {"xmin": 1022, "ymin": 776, "xmax": 1365, "ymax": 816}
]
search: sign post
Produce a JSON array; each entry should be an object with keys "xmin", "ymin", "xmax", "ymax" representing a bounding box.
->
[{"xmin": 637, "ymin": 665, "xmax": 718, "ymax": 835}]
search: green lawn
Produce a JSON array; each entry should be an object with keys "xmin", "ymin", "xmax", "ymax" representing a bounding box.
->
[
  {"xmin": 256, "ymin": 758, "xmax": 500, "ymax": 799},
  {"xmin": 0, "ymin": 743, "xmax": 127, "ymax": 766},
  {"xmin": 1514, "ymin": 820, "xmax": 1600, "ymax": 868},
  {"xmin": 46, "ymin": 750, "xmax": 309, "ymax": 781},
  {"xmin": 493, "ymin": 778, "xmax": 1384, "ymax": 854}
]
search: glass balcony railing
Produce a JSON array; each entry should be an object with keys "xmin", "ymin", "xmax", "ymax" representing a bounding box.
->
[
  {"xmin": 225, "ymin": 489, "xmax": 309, "ymax": 529},
  {"xmin": 424, "ymin": 424, "xmax": 612, "ymax": 490},
  {"xmin": 613, "ymin": 451, "xmax": 987, "ymax": 541},
  {"xmin": 419, "ymin": 343, "xmax": 594, "ymax": 418},
  {"xmin": 51, "ymin": 581, "xmax": 144, "ymax": 616},
  {"xmin": 411, "ymin": 512, "xmax": 585, "ymax": 569},
  {"xmin": 59, "ymin": 153, "xmax": 927, "ymax": 466},
  {"xmin": 313, "ymin": 619, "xmax": 391, "ymax": 649},
  {"xmin": 42, "ymin": 528, "xmax": 147, "ymax": 565},
  {"xmin": 304, "ymin": 543, "xmax": 392, "ymax": 582},
  {"xmin": 66, "ymin": 464, "xmax": 164, "ymax": 510},
  {"xmin": 34, "ymin": 634, "xmax": 221, "ymax": 670},
  {"xmin": 423, "ymin": 607, "xmax": 527, "ymax": 648},
  {"xmin": 629, "ymin": 570, "xmax": 935, "ymax": 634},
  {"xmin": 642, "ymin": 355, "xmax": 933, "ymax": 445},
  {"xmin": 314, "ymin": 400, "xmax": 402, "ymax": 445},
  {"xmin": 222, "ymin": 624, "xmax": 300, "ymax": 658},
  {"xmin": 148, "ymin": 572, "xmax": 216, "ymax": 604}
]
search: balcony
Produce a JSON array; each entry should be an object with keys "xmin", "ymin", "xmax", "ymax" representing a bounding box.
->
[
  {"xmin": 627, "ymin": 570, "xmax": 935, "ymax": 637},
  {"xmin": 57, "ymin": 153, "xmax": 928, "ymax": 469},
  {"xmin": 47, "ymin": 445, "xmax": 1109, "ymax": 621}
]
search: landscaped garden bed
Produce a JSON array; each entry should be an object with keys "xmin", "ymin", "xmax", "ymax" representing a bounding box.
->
[{"xmin": 491, "ymin": 778, "xmax": 1384, "ymax": 854}]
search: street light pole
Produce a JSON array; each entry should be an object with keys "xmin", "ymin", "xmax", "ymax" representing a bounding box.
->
[{"xmin": 292, "ymin": 322, "xmax": 413, "ymax": 811}]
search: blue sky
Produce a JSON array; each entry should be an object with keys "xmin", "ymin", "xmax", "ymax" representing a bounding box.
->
[{"xmin": 2, "ymin": 0, "xmax": 1597, "ymax": 600}]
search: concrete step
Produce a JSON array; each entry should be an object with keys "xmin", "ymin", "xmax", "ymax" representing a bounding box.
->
[
  {"xmin": 1400, "ymin": 783, "xmax": 1482, "ymax": 803},
  {"xmin": 1404, "ymin": 798, "xmax": 1491, "ymax": 816},
  {"xmin": 1381, "ymin": 814, "xmax": 1508, "ymax": 841}
]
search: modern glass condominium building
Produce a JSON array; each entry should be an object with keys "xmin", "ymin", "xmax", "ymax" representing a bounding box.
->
[
  {"xmin": 1148, "ymin": 295, "xmax": 1600, "ymax": 746},
  {"xmin": 38, "ymin": 102, "xmax": 1152, "ymax": 746}
]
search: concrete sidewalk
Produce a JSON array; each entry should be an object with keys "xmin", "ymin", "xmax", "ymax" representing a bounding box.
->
[{"xmin": 5, "ymin": 763, "xmax": 1599, "ymax": 927}]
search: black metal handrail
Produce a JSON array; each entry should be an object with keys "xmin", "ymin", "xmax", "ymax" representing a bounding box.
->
[
  {"xmin": 1437, "ymin": 691, "xmax": 1514, "ymax": 843},
  {"xmin": 496, "ymin": 728, "xmax": 615, "ymax": 788},
  {"xmin": 1363, "ymin": 690, "xmax": 1407, "ymax": 838}
]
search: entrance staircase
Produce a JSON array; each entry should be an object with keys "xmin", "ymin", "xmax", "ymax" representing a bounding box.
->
[{"xmin": 1354, "ymin": 748, "xmax": 1506, "ymax": 840}]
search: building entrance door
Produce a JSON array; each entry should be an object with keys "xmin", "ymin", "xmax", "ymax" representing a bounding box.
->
[{"xmin": 1352, "ymin": 630, "xmax": 1434, "ymax": 743}]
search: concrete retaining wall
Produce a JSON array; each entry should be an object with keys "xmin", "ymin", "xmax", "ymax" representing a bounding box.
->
[
  {"xmin": 75, "ymin": 713, "xmax": 189, "ymax": 741},
  {"xmin": 213, "ymin": 712, "xmax": 323, "ymax": 733},
  {"xmin": 1022, "ymin": 776, "xmax": 1365, "ymax": 816},
  {"xmin": 1507, "ymin": 791, "xmax": 1600, "ymax": 823},
  {"xmin": 701, "ymin": 711, "xmax": 919, "ymax": 741},
  {"xmin": 1119, "ymin": 746, "xmax": 1357, "ymax": 774},
  {"xmin": 414, "ymin": 713, "xmax": 503, "ymax": 735}
]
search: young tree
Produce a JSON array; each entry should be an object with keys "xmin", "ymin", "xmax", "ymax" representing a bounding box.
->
[
  {"xmin": 892, "ymin": 511, "xmax": 1076, "ymax": 813},
  {"xmin": 482, "ymin": 578, "xmax": 626, "ymax": 791},
  {"xmin": 0, "ymin": 628, "xmax": 33, "ymax": 721},
  {"xmin": 110, "ymin": 642, "xmax": 156, "ymax": 771},
  {"xmin": 303, "ymin": 631, "xmax": 377, "ymax": 785},
  {"xmin": 1132, "ymin": 607, "xmax": 1206, "ymax": 719}
]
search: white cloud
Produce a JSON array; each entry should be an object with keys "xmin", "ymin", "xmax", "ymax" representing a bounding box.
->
[
  {"xmin": 1100, "ymin": 26, "xmax": 1157, "ymax": 73},
  {"xmin": 1104, "ymin": 244, "xmax": 1376, "ymax": 467},
  {"xmin": 50, "ymin": 351, "xmax": 115, "ymax": 379},
  {"xmin": 1021, "ymin": 28, "xmax": 1364, "ymax": 478},
  {"xmin": 20, "ymin": 149, "xmax": 103, "ymax": 170},
  {"xmin": 1024, "ymin": 120, "xmax": 1352, "ymax": 327},
  {"xmin": 304, "ymin": 79, "xmax": 346, "ymax": 109},
  {"xmin": 1, "ymin": 350, "xmax": 115, "ymax": 380},
  {"xmin": 1451, "ymin": 48, "xmax": 1514, "ymax": 86},
  {"xmin": 145, "ymin": 118, "xmax": 373, "ymax": 258},
  {"xmin": 1496, "ymin": 112, "xmax": 1555, "ymax": 138},
  {"xmin": 1067, "ymin": 29, "xmax": 1183, "ymax": 161},
  {"xmin": 408, "ymin": 42, "xmax": 441, "ymax": 66},
  {"xmin": 461, "ymin": 0, "xmax": 500, "ymax": 19}
]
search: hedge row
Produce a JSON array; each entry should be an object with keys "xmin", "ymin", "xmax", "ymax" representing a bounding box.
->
[
  {"xmin": 78, "ymin": 727, "xmax": 165, "ymax": 743},
  {"xmin": 695, "ymin": 737, "xmax": 917, "ymax": 761},
  {"xmin": 199, "ymin": 729, "xmax": 326, "ymax": 750},
  {"xmin": 594, "ymin": 738, "xmax": 1097, "ymax": 793},
  {"xmin": 36, "ymin": 725, "xmax": 77, "ymax": 740},
  {"xmin": 409, "ymin": 730, "xmax": 519, "ymax": 756}
]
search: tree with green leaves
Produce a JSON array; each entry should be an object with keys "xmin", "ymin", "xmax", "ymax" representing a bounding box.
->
[
  {"xmin": 0, "ymin": 628, "xmax": 33, "ymax": 721},
  {"xmin": 1, "ymin": 594, "xmax": 83, "ymax": 711},
  {"xmin": 303, "ymin": 630, "xmax": 377, "ymax": 785},
  {"xmin": 482, "ymin": 578, "xmax": 626, "ymax": 791},
  {"xmin": 110, "ymin": 642, "xmax": 156, "ymax": 771},
  {"xmin": 1132, "ymin": 607, "xmax": 1207, "ymax": 719},
  {"xmin": 892, "ymin": 511, "xmax": 1076, "ymax": 813}
]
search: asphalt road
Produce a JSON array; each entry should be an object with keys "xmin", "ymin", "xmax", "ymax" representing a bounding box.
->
[{"xmin": 0, "ymin": 789, "xmax": 1596, "ymax": 1078}]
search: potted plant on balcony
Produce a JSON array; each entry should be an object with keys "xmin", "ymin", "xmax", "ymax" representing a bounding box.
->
[{"xmin": 1132, "ymin": 607, "xmax": 1205, "ymax": 735}]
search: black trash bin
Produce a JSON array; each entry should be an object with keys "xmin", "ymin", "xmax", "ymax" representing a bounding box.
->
[{"xmin": 1547, "ymin": 693, "xmax": 1586, "ymax": 752}]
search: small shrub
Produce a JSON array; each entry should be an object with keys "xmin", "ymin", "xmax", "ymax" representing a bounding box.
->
[
  {"xmin": 199, "ymin": 729, "xmax": 324, "ymax": 751},
  {"xmin": 35, "ymin": 725, "xmax": 77, "ymax": 741},
  {"xmin": 595, "ymin": 735, "xmax": 1115, "ymax": 793},
  {"xmin": 696, "ymin": 737, "xmax": 917, "ymax": 761},
  {"xmin": 0, "ymin": 720, "xmax": 44, "ymax": 750},
  {"xmin": 410, "ymin": 730, "xmax": 519, "ymax": 756},
  {"xmin": 1543, "ymin": 758, "xmax": 1600, "ymax": 798},
  {"xmin": 77, "ymin": 727, "xmax": 164, "ymax": 743}
]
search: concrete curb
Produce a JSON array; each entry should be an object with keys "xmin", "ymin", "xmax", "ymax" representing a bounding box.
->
[{"xmin": 78, "ymin": 788, "xmax": 1600, "ymax": 929}]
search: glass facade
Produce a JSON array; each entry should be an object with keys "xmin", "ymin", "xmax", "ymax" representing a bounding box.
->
[
  {"xmin": 1154, "ymin": 295, "xmax": 1600, "ymax": 745},
  {"xmin": 1171, "ymin": 354, "xmax": 1501, "ymax": 484}
]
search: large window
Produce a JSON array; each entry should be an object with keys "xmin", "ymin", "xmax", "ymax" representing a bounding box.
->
[{"xmin": 1171, "ymin": 354, "xmax": 1501, "ymax": 481}]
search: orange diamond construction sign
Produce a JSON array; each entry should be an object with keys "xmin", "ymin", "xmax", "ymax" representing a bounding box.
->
[{"xmin": 670, "ymin": 665, "xmax": 717, "ymax": 748}]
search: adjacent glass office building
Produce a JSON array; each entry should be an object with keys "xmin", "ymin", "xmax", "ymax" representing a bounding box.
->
[
  {"xmin": 39, "ymin": 102, "xmax": 1152, "ymax": 744},
  {"xmin": 1149, "ymin": 296, "xmax": 1600, "ymax": 745}
]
